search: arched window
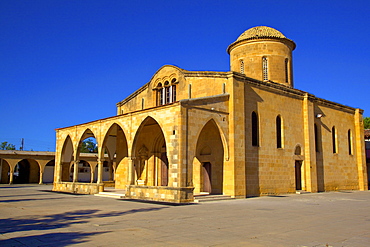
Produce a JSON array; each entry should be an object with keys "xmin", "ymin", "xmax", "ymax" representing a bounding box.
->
[
  {"xmin": 285, "ymin": 58, "xmax": 289, "ymax": 83},
  {"xmin": 172, "ymin": 85, "xmax": 176, "ymax": 102},
  {"xmin": 262, "ymin": 57, "xmax": 268, "ymax": 81},
  {"xmin": 252, "ymin": 111, "xmax": 259, "ymax": 146},
  {"xmin": 314, "ymin": 123, "xmax": 319, "ymax": 152},
  {"xmin": 156, "ymin": 83, "xmax": 163, "ymax": 106},
  {"xmin": 240, "ymin": 60, "xmax": 244, "ymax": 74},
  {"xmin": 276, "ymin": 115, "xmax": 282, "ymax": 148},
  {"xmin": 156, "ymin": 79, "xmax": 177, "ymax": 106},
  {"xmin": 332, "ymin": 126, "xmax": 337, "ymax": 153},
  {"xmin": 348, "ymin": 129, "xmax": 352, "ymax": 155},
  {"xmin": 294, "ymin": 145, "xmax": 301, "ymax": 155}
]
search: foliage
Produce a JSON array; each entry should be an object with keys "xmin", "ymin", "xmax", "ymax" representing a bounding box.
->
[
  {"xmin": 0, "ymin": 142, "xmax": 16, "ymax": 150},
  {"xmin": 80, "ymin": 138, "xmax": 98, "ymax": 153},
  {"xmin": 364, "ymin": 117, "xmax": 370, "ymax": 129}
]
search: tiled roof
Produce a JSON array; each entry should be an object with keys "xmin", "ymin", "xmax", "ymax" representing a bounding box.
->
[{"xmin": 237, "ymin": 26, "xmax": 286, "ymax": 41}]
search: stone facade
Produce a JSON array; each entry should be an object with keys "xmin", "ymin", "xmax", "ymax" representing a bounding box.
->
[{"xmin": 53, "ymin": 26, "xmax": 368, "ymax": 202}]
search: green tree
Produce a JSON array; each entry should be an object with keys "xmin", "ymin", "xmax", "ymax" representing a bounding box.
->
[
  {"xmin": 364, "ymin": 117, "xmax": 370, "ymax": 129},
  {"xmin": 80, "ymin": 138, "xmax": 98, "ymax": 153},
  {"xmin": 0, "ymin": 142, "xmax": 16, "ymax": 150}
]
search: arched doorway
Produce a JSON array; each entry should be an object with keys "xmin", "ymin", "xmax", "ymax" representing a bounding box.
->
[
  {"xmin": 195, "ymin": 120, "xmax": 224, "ymax": 194},
  {"xmin": 14, "ymin": 159, "xmax": 40, "ymax": 184},
  {"xmin": 132, "ymin": 117, "xmax": 168, "ymax": 186},
  {"xmin": 43, "ymin": 160, "xmax": 55, "ymax": 183},
  {"xmin": 294, "ymin": 145, "xmax": 304, "ymax": 191}
]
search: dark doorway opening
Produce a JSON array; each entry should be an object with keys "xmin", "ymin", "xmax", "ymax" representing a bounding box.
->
[
  {"xmin": 161, "ymin": 152, "xmax": 168, "ymax": 186},
  {"xmin": 14, "ymin": 160, "xmax": 31, "ymax": 184},
  {"xmin": 295, "ymin": 160, "xmax": 302, "ymax": 190},
  {"xmin": 202, "ymin": 162, "xmax": 212, "ymax": 193}
]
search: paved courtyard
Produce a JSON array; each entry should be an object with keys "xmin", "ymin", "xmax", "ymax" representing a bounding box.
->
[{"xmin": 0, "ymin": 185, "xmax": 369, "ymax": 247}]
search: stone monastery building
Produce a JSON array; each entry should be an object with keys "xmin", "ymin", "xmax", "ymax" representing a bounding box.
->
[{"xmin": 53, "ymin": 26, "xmax": 368, "ymax": 203}]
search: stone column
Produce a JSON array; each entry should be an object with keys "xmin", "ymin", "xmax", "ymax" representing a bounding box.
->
[
  {"xmin": 127, "ymin": 157, "xmax": 135, "ymax": 185},
  {"xmin": 73, "ymin": 160, "xmax": 79, "ymax": 182},
  {"xmin": 108, "ymin": 160, "xmax": 113, "ymax": 181},
  {"xmin": 9, "ymin": 169, "xmax": 14, "ymax": 184},
  {"xmin": 97, "ymin": 159, "xmax": 104, "ymax": 184},
  {"xmin": 90, "ymin": 166, "xmax": 95, "ymax": 183},
  {"xmin": 39, "ymin": 171, "xmax": 43, "ymax": 184}
]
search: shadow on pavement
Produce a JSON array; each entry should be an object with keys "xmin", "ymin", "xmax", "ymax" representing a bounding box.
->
[
  {"xmin": 0, "ymin": 197, "xmax": 65, "ymax": 203},
  {"xmin": 0, "ymin": 208, "xmax": 168, "ymax": 235},
  {"xmin": 0, "ymin": 231, "xmax": 109, "ymax": 247}
]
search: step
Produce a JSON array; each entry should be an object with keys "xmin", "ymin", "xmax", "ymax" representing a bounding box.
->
[
  {"xmin": 296, "ymin": 190, "xmax": 311, "ymax": 194},
  {"xmin": 94, "ymin": 191, "xmax": 126, "ymax": 199},
  {"xmin": 194, "ymin": 194, "xmax": 234, "ymax": 203}
]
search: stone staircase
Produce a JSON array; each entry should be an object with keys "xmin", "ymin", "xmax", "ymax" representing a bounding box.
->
[
  {"xmin": 194, "ymin": 194, "xmax": 234, "ymax": 203},
  {"xmin": 94, "ymin": 189, "xmax": 126, "ymax": 199}
]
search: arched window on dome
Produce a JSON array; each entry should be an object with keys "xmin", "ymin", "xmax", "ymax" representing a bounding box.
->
[
  {"xmin": 285, "ymin": 58, "xmax": 289, "ymax": 83},
  {"xmin": 262, "ymin": 57, "xmax": 268, "ymax": 81},
  {"xmin": 240, "ymin": 60, "xmax": 244, "ymax": 74}
]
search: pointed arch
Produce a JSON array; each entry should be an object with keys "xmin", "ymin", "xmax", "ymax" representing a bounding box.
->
[
  {"xmin": 76, "ymin": 128, "xmax": 98, "ymax": 158},
  {"xmin": 194, "ymin": 119, "xmax": 225, "ymax": 194},
  {"xmin": 193, "ymin": 117, "xmax": 229, "ymax": 162},
  {"xmin": 131, "ymin": 116, "xmax": 168, "ymax": 186},
  {"xmin": 60, "ymin": 135, "xmax": 74, "ymax": 182}
]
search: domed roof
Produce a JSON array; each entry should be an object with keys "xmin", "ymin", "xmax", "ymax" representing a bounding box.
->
[
  {"xmin": 227, "ymin": 26, "xmax": 296, "ymax": 54},
  {"xmin": 237, "ymin": 26, "xmax": 286, "ymax": 41}
]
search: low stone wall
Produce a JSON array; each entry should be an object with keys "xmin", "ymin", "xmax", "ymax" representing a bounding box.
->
[
  {"xmin": 103, "ymin": 181, "xmax": 115, "ymax": 187},
  {"xmin": 125, "ymin": 185, "xmax": 194, "ymax": 203},
  {"xmin": 53, "ymin": 182, "xmax": 104, "ymax": 195}
]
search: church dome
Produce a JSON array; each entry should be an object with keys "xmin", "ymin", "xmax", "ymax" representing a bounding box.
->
[
  {"xmin": 237, "ymin": 26, "xmax": 286, "ymax": 41},
  {"xmin": 227, "ymin": 26, "xmax": 296, "ymax": 54}
]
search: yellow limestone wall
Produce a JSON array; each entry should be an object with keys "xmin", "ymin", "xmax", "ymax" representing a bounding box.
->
[{"xmin": 53, "ymin": 30, "xmax": 368, "ymax": 202}]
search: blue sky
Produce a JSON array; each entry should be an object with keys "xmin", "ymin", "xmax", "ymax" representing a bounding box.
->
[{"xmin": 1, "ymin": 1, "xmax": 370, "ymax": 151}]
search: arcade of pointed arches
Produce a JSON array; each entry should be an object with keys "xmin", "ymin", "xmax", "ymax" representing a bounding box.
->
[{"xmin": 54, "ymin": 115, "xmax": 228, "ymax": 195}]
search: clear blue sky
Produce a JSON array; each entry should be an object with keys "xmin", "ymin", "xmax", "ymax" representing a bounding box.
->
[{"xmin": 1, "ymin": 1, "xmax": 370, "ymax": 151}]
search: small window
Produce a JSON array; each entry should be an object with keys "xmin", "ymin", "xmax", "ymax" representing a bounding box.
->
[
  {"xmin": 252, "ymin": 111, "xmax": 259, "ymax": 146},
  {"xmin": 240, "ymin": 60, "xmax": 244, "ymax": 74},
  {"xmin": 348, "ymin": 129, "xmax": 352, "ymax": 155},
  {"xmin": 332, "ymin": 126, "xmax": 337, "ymax": 153},
  {"xmin": 276, "ymin": 115, "xmax": 282, "ymax": 148},
  {"xmin": 262, "ymin": 57, "xmax": 268, "ymax": 81}
]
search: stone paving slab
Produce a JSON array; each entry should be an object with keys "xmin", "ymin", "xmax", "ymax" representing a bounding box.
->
[{"xmin": 0, "ymin": 184, "xmax": 370, "ymax": 246}]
